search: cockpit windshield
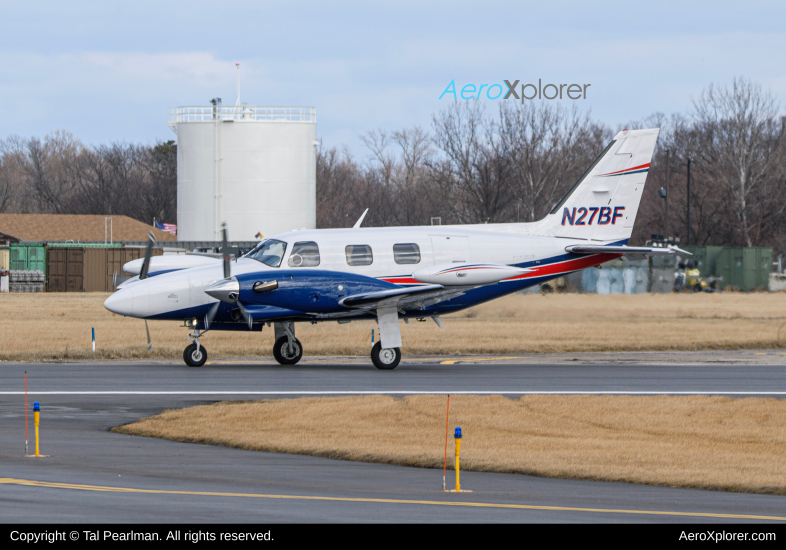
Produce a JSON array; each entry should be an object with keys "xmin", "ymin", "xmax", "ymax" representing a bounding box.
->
[{"xmin": 244, "ymin": 239, "xmax": 287, "ymax": 267}]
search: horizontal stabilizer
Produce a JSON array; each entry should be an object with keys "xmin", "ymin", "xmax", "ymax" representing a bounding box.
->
[{"xmin": 565, "ymin": 244, "xmax": 691, "ymax": 256}]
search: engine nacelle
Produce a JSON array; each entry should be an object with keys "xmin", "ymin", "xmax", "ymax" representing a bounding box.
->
[{"xmin": 412, "ymin": 263, "xmax": 532, "ymax": 286}]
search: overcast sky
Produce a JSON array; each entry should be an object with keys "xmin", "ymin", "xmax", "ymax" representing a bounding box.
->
[{"xmin": 1, "ymin": 1, "xmax": 785, "ymax": 156}]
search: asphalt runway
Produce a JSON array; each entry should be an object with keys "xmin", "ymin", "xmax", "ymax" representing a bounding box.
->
[{"xmin": 1, "ymin": 352, "xmax": 786, "ymax": 523}]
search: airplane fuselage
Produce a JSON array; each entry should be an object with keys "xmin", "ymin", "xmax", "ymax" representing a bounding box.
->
[{"xmin": 105, "ymin": 225, "xmax": 622, "ymax": 327}]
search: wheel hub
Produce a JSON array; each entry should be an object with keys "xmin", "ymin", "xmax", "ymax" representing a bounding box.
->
[{"xmin": 379, "ymin": 348, "xmax": 396, "ymax": 364}]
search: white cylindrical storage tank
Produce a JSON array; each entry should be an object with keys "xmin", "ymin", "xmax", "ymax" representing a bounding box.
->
[{"xmin": 169, "ymin": 105, "xmax": 317, "ymax": 241}]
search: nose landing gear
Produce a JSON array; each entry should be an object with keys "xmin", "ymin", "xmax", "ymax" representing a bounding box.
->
[
  {"xmin": 183, "ymin": 328, "xmax": 207, "ymax": 367},
  {"xmin": 272, "ymin": 321, "xmax": 303, "ymax": 365}
]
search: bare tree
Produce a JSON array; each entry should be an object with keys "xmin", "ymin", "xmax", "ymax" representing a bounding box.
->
[
  {"xmin": 430, "ymin": 101, "xmax": 515, "ymax": 223},
  {"xmin": 691, "ymin": 78, "xmax": 785, "ymax": 247},
  {"xmin": 496, "ymin": 102, "xmax": 608, "ymax": 222}
]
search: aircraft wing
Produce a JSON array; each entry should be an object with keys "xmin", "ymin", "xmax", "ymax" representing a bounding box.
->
[
  {"xmin": 327, "ymin": 284, "xmax": 471, "ymax": 317},
  {"xmin": 565, "ymin": 244, "xmax": 691, "ymax": 257}
]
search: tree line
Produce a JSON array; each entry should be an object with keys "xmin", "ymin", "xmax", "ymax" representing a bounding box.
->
[
  {"xmin": 319, "ymin": 78, "xmax": 786, "ymax": 253},
  {"xmin": 0, "ymin": 131, "xmax": 176, "ymax": 226},
  {"xmin": 2, "ymin": 78, "xmax": 785, "ymax": 252}
]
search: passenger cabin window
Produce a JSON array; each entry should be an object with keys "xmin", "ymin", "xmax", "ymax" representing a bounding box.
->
[
  {"xmin": 288, "ymin": 241, "xmax": 320, "ymax": 267},
  {"xmin": 345, "ymin": 245, "xmax": 373, "ymax": 266},
  {"xmin": 245, "ymin": 239, "xmax": 287, "ymax": 267},
  {"xmin": 393, "ymin": 243, "xmax": 421, "ymax": 265}
]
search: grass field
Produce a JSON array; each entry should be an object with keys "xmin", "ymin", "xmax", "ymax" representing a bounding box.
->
[
  {"xmin": 1, "ymin": 291, "xmax": 786, "ymax": 360},
  {"xmin": 113, "ymin": 394, "xmax": 786, "ymax": 495}
]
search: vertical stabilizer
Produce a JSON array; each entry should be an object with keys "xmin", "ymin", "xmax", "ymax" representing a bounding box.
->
[{"xmin": 538, "ymin": 128, "xmax": 659, "ymax": 242}]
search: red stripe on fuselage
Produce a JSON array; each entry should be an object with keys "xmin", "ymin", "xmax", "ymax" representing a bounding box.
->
[
  {"xmin": 380, "ymin": 253, "xmax": 622, "ymax": 287},
  {"xmin": 381, "ymin": 277, "xmax": 420, "ymax": 285},
  {"xmin": 501, "ymin": 253, "xmax": 622, "ymax": 281}
]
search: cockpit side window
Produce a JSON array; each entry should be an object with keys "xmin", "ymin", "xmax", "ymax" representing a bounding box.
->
[
  {"xmin": 245, "ymin": 239, "xmax": 287, "ymax": 267},
  {"xmin": 345, "ymin": 245, "xmax": 373, "ymax": 266},
  {"xmin": 288, "ymin": 241, "xmax": 320, "ymax": 267}
]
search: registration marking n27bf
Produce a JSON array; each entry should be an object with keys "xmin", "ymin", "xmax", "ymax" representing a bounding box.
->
[{"xmin": 561, "ymin": 207, "xmax": 625, "ymax": 226}]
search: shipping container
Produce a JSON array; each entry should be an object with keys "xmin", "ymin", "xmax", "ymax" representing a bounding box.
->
[
  {"xmin": 47, "ymin": 248, "xmax": 67, "ymax": 292},
  {"xmin": 47, "ymin": 245, "xmax": 161, "ymax": 292},
  {"xmin": 83, "ymin": 248, "xmax": 107, "ymax": 292},
  {"xmin": 10, "ymin": 243, "xmax": 46, "ymax": 273},
  {"xmin": 681, "ymin": 245, "xmax": 724, "ymax": 275},
  {"xmin": 756, "ymin": 248, "xmax": 773, "ymax": 290},
  {"xmin": 66, "ymin": 248, "xmax": 84, "ymax": 291}
]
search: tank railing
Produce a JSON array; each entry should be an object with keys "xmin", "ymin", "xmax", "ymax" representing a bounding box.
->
[{"xmin": 168, "ymin": 106, "xmax": 316, "ymax": 124}]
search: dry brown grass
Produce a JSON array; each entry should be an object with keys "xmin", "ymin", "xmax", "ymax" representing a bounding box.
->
[
  {"xmin": 113, "ymin": 394, "xmax": 786, "ymax": 495},
  {"xmin": 2, "ymin": 291, "xmax": 786, "ymax": 360}
]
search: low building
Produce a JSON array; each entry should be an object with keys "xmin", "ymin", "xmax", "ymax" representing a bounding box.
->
[{"xmin": 0, "ymin": 214, "xmax": 176, "ymax": 244}]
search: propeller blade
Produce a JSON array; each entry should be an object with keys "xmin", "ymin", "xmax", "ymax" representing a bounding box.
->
[
  {"xmin": 144, "ymin": 320, "xmax": 152, "ymax": 352},
  {"xmin": 204, "ymin": 301, "xmax": 220, "ymax": 330},
  {"xmin": 139, "ymin": 232, "xmax": 155, "ymax": 280},
  {"xmin": 237, "ymin": 300, "xmax": 253, "ymax": 330},
  {"xmin": 221, "ymin": 222, "xmax": 230, "ymax": 279}
]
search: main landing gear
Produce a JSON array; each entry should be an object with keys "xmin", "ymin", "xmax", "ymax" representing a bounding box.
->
[
  {"xmin": 184, "ymin": 328, "xmax": 207, "ymax": 367},
  {"xmin": 371, "ymin": 306, "xmax": 402, "ymax": 370},
  {"xmin": 371, "ymin": 341, "xmax": 401, "ymax": 370}
]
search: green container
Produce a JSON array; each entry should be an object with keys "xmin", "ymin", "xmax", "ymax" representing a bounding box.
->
[
  {"xmin": 682, "ymin": 245, "xmax": 706, "ymax": 271},
  {"xmin": 716, "ymin": 248, "xmax": 743, "ymax": 290},
  {"xmin": 681, "ymin": 245, "xmax": 725, "ymax": 275},
  {"xmin": 756, "ymin": 248, "xmax": 773, "ymax": 290},
  {"xmin": 715, "ymin": 247, "xmax": 772, "ymax": 291},
  {"xmin": 9, "ymin": 243, "xmax": 47, "ymax": 273}
]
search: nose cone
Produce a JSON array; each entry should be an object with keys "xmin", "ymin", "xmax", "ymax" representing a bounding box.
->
[
  {"xmin": 205, "ymin": 277, "xmax": 239, "ymax": 303},
  {"xmin": 104, "ymin": 288, "xmax": 134, "ymax": 316}
]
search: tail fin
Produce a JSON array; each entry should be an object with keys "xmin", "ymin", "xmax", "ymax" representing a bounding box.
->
[{"xmin": 539, "ymin": 128, "xmax": 659, "ymax": 242}]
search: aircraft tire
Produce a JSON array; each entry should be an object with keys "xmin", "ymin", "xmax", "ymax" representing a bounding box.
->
[
  {"xmin": 370, "ymin": 342, "xmax": 401, "ymax": 370},
  {"xmin": 184, "ymin": 343, "xmax": 207, "ymax": 367},
  {"xmin": 273, "ymin": 336, "xmax": 303, "ymax": 365}
]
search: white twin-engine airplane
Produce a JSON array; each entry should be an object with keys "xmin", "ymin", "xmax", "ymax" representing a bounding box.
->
[{"xmin": 105, "ymin": 128, "xmax": 686, "ymax": 369}]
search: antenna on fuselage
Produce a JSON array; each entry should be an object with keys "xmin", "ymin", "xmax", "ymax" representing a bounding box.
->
[{"xmin": 352, "ymin": 208, "xmax": 369, "ymax": 229}]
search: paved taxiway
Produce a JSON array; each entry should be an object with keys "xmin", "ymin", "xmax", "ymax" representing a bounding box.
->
[{"xmin": 1, "ymin": 352, "xmax": 785, "ymax": 522}]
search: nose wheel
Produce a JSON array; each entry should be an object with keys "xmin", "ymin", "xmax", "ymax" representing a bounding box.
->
[
  {"xmin": 183, "ymin": 342, "xmax": 207, "ymax": 367},
  {"xmin": 371, "ymin": 341, "xmax": 401, "ymax": 370},
  {"xmin": 273, "ymin": 336, "xmax": 303, "ymax": 365}
]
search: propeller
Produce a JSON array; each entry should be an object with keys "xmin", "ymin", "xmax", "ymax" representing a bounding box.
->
[
  {"xmin": 140, "ymin": 232, "xmax": 155, "ymax": 351},
  {"xmin": 139, "ymin": 232, "xmax": 155, "ymax": 280},
  {"xmin": 221, "ymin": 222, "xmax": 231, "ymax": 279},
  {"xmin": 204, "ymin": 222, "xmax": 253, "ymax": 330}
]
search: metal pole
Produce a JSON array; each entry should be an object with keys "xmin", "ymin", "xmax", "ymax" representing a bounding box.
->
[
  {"xmin": 686, "ymin": 158, "xmax": 691, "ymax": 246},
  {"xmin": 664, "ymin": 149, "xmax": 670, "ymax": 237}
]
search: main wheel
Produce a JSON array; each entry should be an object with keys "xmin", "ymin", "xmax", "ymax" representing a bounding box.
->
[
  {"xmin": 183, "ymin": 343, "xmax": 207, "ymax": 367},
  {"xmin": 370, "ymin": 341, "xmax": 401, "ymax": 370},
  {"xmin": 273, "ymin": 336, "xmax": 303, "ymax": 365}
]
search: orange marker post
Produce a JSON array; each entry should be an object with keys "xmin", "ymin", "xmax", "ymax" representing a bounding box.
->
[{"xmin": 24, "ymin": 372, "xmax": 28, "ymax": 455}]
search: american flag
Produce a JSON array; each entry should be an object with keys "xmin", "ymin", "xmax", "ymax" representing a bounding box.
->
[{"xmin": 155, "ymin": 222, "xmax": 177, "ymax": 235}]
